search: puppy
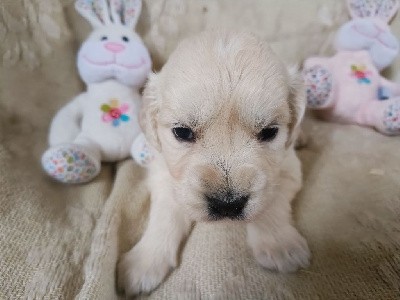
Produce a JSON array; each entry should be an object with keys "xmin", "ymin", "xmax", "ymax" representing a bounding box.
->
[{"xmin": 118, "ymin": 30, "xmax": 310, "ymax": 296}]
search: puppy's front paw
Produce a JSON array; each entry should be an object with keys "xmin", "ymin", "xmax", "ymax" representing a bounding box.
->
[
  {"xmin": 117, "ymin": 246, "xmax": 173, "ymax": 296},
  {"xmin": 251, "ymin": 230, "xmax": 310, "ymax": 273}
]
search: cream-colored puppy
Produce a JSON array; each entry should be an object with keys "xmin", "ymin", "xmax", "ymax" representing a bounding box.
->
[{"xmin": 118, "ymin": 30, "xmax": 310, "ymax": 296}]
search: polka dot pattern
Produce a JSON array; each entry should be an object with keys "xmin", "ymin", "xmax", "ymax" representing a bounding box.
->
[
  {"xmin": 136, "ymin": 142, "xmax": 154, "ymax": 166},
  {"xmin": 349, "ymin": 0, "xmax": 397, "ymax": 20},
  {"xmin": 42, "ymin": 145, "xmax": 100, "ymax": 184},
  {"xmin": 304, "ymin": 65, "xmax": 333, "ymax": 108},
  {"xmin": 383, "ymin": 102, "xmax": 400, "ymax": 133}
]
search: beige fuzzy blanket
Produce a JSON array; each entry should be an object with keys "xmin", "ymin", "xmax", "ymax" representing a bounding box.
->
[{"xmin": 1, "ymin": 0, "xmax": 400, "ymax": 299}]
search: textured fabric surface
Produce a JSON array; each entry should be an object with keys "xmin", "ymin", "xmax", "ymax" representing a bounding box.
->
[{"xmin": 1, "ymin": 0, "xmax": 400, "ymax": 299}]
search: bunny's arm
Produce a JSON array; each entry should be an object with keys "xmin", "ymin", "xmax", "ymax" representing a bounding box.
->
[
  {"xmin": 379, "ymin": 77, "xmax": 400, "ymax": 98},
  {"xmin": 303, "ymin": 56, "xmax": 335, "ymax": 109},
  {"xmin": 48, "ymin": 94, "xmax": 84, "ymax": 146}
]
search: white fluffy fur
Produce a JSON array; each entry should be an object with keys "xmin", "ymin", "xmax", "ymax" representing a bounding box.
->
[
  {"xmin": 42, "ymin": 0, "xmax": 151, "ymax": 183},
  {"xmin": 335, "ymin": 0, "xmax": 400, "ymax": 70},
  {"xmin": 49, "ymin": 80, "xmax": 142, "ymax": 161},
  {"xmin": 77, "ymin": 25, "xmax": 150, "ymax": 86},
  {"xmin": 118, "ymin": 30, "xmax": 310, "ymax": 296}
]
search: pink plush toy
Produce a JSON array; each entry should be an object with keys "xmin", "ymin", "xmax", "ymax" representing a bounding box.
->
[{"xmin": 303, "ymin": 0, "xmax": 400, "ymax": 135}]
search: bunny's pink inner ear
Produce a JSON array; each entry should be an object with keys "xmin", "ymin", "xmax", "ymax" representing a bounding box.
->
[
  {"xmin": 75, "ymin": 0, "xmax": 104, "ymax": 27},
  {"xmin": 123, "ymin": 0, "xmax": 142, "ymax": 29},
  {"xmin": 347, "ymin": 0, "xmax": 399, "ymax": 22}
]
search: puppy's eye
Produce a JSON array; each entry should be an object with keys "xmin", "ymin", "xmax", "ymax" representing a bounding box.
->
[
  {"xmin": 100, "ymin": 36, "xmax": 108, "ymax": 41},
  {"xmin": 122, "ymin": 36, "xmax": 129, "ymax": 42},
  {"xmin": 257, "ymin": 126, "xmax": 279, "ymax": 142},
  {"xmin": 172, "ymin": 127, "xmax": 195, "ymax": 142}
]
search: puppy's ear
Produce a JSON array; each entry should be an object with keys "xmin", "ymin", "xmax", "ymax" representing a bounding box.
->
[
  {"xmin": 140, "ymin": 73, "xmax": 162, "ymax": 151},
  {"xmin": 286, "ymin": 65, "xmax": 306, "ymax": 148}
]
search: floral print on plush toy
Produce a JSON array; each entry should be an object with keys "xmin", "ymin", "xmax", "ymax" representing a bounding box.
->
[
  {"xmin": 41, "ymin": 0, "xmax": 151, "ymax": 184},
  {"xmin": 303, "ymin": 0, "xmax": 400, "ymax": 135}
]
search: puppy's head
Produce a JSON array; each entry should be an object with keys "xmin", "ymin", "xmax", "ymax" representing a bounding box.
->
[{"xmin": 141, "ymin": 30, "xmax": 305, "ymax": 221}]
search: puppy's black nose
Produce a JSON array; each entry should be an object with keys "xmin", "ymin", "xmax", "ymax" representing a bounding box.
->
[{"xmin": 206, "ymin": 192, "xmax": 249, "ymax": 220}]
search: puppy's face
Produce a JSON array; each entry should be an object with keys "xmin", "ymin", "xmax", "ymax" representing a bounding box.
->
[{"xmin": 142, "ymin": 31, "xmax": 305, "ymax": 221}]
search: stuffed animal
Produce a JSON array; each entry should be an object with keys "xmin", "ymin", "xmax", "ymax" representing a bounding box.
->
[
  {"xmin": 130, "ymin": 132, "xmax": 154, "ymax": 167},
  {"xmin": 303, "ymin": 0, "xmax": 400, "ymax": 135},
  {"xmin": 41, "ymin": 0, "xmax": 151, "ymax": 183}
]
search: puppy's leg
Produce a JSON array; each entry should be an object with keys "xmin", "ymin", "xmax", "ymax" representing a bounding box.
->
[
  {"xmin": 118, "ymin": 169, "xmax": 191, "ymax": 295},
  {"xmin": 247, "ymin": 205, "xmax": 310, "ymax": 273},
  {"xmin": 247, "ymin": 152, "xmax": 310, "ymax": 273}
]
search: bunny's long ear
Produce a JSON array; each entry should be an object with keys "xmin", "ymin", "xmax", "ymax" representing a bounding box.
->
[
  {"xmin": 347, "ymin": 0, "xmax": 399, "ymax": 22},
  {"xmin": 103, "ymin": 0, "xmax": 141, "ymax": 27},
  {"xmin": 123, "ymin": 0, "xmax": 142, "ymax": 29},
  {"xmin": 109, "ymin": 0, "xmax": 124, "ymax": 25},
  {"xmin": 75, "ymin": 0, "xmax": 113, "ymax": 28}
]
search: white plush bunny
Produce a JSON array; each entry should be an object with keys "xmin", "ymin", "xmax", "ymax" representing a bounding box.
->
[{"xmin": 42, "ymin": 0, "xmax": 151, "ymax": 184}]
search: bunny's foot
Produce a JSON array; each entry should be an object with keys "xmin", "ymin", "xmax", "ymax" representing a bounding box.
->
[
  {"xmin": 42, "ymin": 144, "xmax": 100, "ymax": 184},
  {"xmin": 130, "ymin": 133, "xmax": 155, "ymax": 167},
  {"xmin": 303, "ymin": 65, "xmax": 333, "ymax": 109},
  {"xmin": 382, "ymin": 101, "xmax": 400, "ymax": 135},
  {"xmin": 358, "ymin": 99, "xmax": 400, "ymax": 135}
]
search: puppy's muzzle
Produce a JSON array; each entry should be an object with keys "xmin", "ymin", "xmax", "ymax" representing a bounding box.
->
[{"xmin": 206, "ymin": 191, "xmax": 249, "ymax": 220}]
